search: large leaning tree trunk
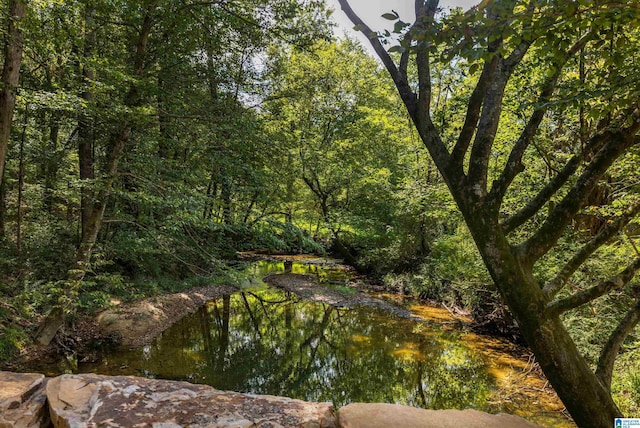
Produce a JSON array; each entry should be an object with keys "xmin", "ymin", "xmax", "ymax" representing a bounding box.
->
[
  {"xmin": 339, "ymin": 0, "xmax": 640, "ymax": 427},
  {"xmin": 35, "ymin": 2, "xmax": 157, "ymax": 346},
  {"xmin": 0, "ymin": 0, "xmax": 26, "ymax": 189}
]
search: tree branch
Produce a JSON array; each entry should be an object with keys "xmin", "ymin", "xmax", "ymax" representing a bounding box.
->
[
  {"xmin": 488, "ymin": 31, "xmax": 595, "ymax": 210},
  {"xmin": 521, "ymin": 106, "xmax": 640, "ymax": 263},
  {"xmin": 340, "ymin": 0, "xmax": 451, "ymax": 177},
  {"xmin": 544, "ymin": 201, "xmax": 640, "ymax": 298},
  {"xmin": 547, "ymin": 257, "xmax": 640, "ymax": 316},
  {"xmin": 337, "ymin": 0, "xmax": 417, "ymax": 114},
  {"xmin": 502, "ymin": 152, "xmax": 584, "ymax": 234},
  {"xmin": 399, "ymin": 31, "xmax": 412, "ymax": 84},
  {"xmin": 414, "ymin": 0, "xmax": 438, "ymax": 119},
  {"xmin": 596, "ymin": 299, "xmax": 640, "ymax": 391},
  {"xmin": 466, "ymin": 1, "xmax": 525, "ymax": 195},
  {"xmin": 410, "ymin": 0, "xmax": 453, "ymax": 178},
  {"xmin": 449, "ymin": 49, "xmax": 500, "ymax": 174},
  {"xmin": 466, "ymin": 63, "xmax": 509, "ymax": 195}
]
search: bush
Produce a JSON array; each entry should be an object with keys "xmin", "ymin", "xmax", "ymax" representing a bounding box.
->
[{"xmin": 0, "ymin": 303, "xmax": 30, "ymax": 363}]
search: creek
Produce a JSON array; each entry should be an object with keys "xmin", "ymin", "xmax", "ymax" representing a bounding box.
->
[{"xmin": 34, "ymin": 257, "xmax": 573, "ymax": 427}]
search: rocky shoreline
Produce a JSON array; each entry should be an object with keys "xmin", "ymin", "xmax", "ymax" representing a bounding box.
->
[{"xmin": 1, "ymin": 371, "xmax": 541, "ymax": 427}]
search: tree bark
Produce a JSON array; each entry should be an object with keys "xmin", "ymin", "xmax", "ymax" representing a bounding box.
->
[
  {"xmin": 0, "ymin": 0, "xmax": 26, "ymax": 190},
  {"xmin": 462, "ymin": 209, "xmax": 622, "ymax": 427}
]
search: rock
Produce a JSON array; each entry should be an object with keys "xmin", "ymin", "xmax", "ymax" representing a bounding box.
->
[
  {"xmin": 0, "ymin": 371, "xmax": 50, "ymax": 428},
  {"xmin": 337, "ymin": 403, "xmax": 541, "ymax": 428},
  {"xmin": 46, "ymin": 374, "xmax": 336, "ymax": 428}
]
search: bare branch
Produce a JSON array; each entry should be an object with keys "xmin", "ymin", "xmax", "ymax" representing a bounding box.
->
[
  {"xmin": 596, "ymin": 299, "xmax": 640, "ymax": 391},
  {"xmin": 337, "ymin": 0, "xmax": 417, "ymax": 114},
  {"xmin": 403, "ymin": 0, "xmax": 455, "ymax": 176},
  {"xmin": 502, "ymin": 152, "xmax": 585, "ymax": 234},
  {"xmin": 414, "ymin": 0, "xmax": 438, "ymax": 118},
  {"xmin": 547, "ymin": 258, "xmax": 640, "ymax": 316},
  {"xmin": 466, "ymin": 64, "xmax": 509, "ymax": 195},
  {"xmin": 466, "ymin": 1, "xmax": 526, "ymax": 195},
  {"xmin": 544, "ymin": 201, "xmax": 640, "ymax": 298},
  {"xmin": 399, "ymin": 32, "xmax": 412, "ymax": 84},
  {"xmin": 340, "ymin": 0, "xmax": 451, "ymax": 177}
]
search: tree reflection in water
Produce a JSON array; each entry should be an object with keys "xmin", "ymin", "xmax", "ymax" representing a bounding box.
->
[{"xmin": 82, "ymin": 287, "xmax": 492, "ymax": 410}]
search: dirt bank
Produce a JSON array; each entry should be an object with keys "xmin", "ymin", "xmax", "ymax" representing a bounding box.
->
[{"xmin": 78, "ymin": 284, "xmax": 237, "ymax": 348}]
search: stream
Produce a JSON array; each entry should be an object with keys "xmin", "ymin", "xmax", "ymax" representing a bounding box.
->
[{"xmin": 35, "ymin": 257, "xmax": 573, "ymax": 427}]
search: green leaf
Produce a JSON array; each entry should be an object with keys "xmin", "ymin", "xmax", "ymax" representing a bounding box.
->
[
  {"xmin": 394, "ymin": 21, "xmax": 407, "ymax": 33},
  {"xmin": 382, "ymin": 12, "xmax": 399, "ymax": 20}
]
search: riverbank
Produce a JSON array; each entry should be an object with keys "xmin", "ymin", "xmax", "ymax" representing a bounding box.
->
[
  {"xmin": 1, "ymin": 284, "xmax": 237, "ymax": 373},
  {"xmin": 3, "ymin": 255, "xmax": 574, "ymax": 427}
]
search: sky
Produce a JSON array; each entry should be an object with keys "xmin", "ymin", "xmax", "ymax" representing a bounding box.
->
[{"xmin": 326, "ymin": 0, "xmax": 479, "ymax": 56}]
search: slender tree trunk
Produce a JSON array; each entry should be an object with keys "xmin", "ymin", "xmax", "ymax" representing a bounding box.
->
[
  {"xmin": 43, "ymin": 113, "xmax": 60, "ymax": 213},
  {"xmin": 0, "ymin": 0, "xmax": 26, "ymax": 190},
  {"xmin": 16, "ymin": 107, "xmax": 26, "ymax": 257},
  {"xmin": 242, "ymin": 191, "xmax": 258, "ymax": 224},
  {"xmin": 79, "ymin": 4, "xmax": 95, "ymax": 241},
  {"xmin": 319, "ymin": 198, "xmax": 356, "ymax": 265},
  {"xmin": 203, "ymin": 181, "xmax": 212, "ymax": 220},
  {"xmin": 157, "ymin": 59, "xmax": 172, "ymax": 159},
  {"xmin": 221, "ymin": 176, "xmax": 233, "ymax": 224},
  {"xmin": 0, "ymin": 165, "xmax": 6, "ymax": 238}
]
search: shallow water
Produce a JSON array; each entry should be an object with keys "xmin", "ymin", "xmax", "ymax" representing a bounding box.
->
[{"xmin": 39, "ymin": 260, "xmax": 573, "ymax": 427}]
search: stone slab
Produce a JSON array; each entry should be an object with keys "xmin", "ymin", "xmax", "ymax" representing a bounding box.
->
[
  {"xmin": 46, "ymin": 374, "xmax": 336, "ymax": 428},
  {"xmin": 0, "ymin": 371, "xmax": 50, "ymax": 428},
  {"xmin": 337, "ymin": 403, "xmax": 541, "ymax": 428}
]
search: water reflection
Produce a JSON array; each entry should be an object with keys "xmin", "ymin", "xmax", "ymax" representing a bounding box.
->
[
  {"xmin": 239, "ymin": 260, "xmax": 353, "ymax": 288},
  {"xmin": 82, "ymin": 288, "xmax": 492, "ymax": 410},
  {"xmin": 40, "ymin": 259, "xmax": 570, "ymax": 427}
]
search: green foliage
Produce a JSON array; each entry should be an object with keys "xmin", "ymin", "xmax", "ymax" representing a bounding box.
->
[
  {"xmin": 0, "ymin": 322, "xmax": 28, "ymax": 362},
  {"xmin": 611, "ymin": 350, "xmax": 640, "ymax": 416},
  {"xmin": 382, "ymin": 226, "xmax": 493, "ymax": 312},
  {"xmin": 0, "ymin": 0, "xmax": 639, "ymax": 416},
  {"xmin": 263, "ymin": 39, "xmax": 413, "ymax": 258},
  {"xmin": 255, "ymin": 220, "xmax": 325, "ymax": 255}
]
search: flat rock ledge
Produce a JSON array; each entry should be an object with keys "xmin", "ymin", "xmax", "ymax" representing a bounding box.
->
[
  {"xmin": 338, "ymin": 403, "xmax": 541, "ymax": 428},
  {"xmin": 47, "ymin": 374, "xmax": 335, "ymax": 428},
  {"xmin": 1, "ymin": 371, "xmax": 541, "ymax": 428}
]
